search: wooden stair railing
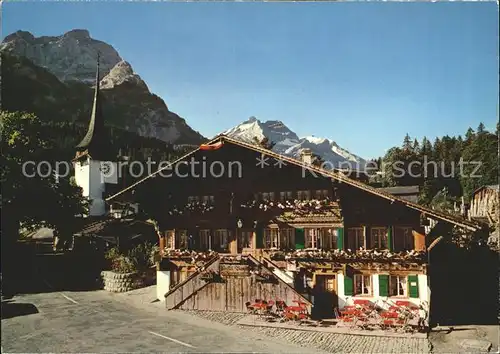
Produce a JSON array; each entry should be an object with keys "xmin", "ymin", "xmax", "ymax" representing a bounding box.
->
[
  {"xmin": 260, "ymin": 257, "xmax": 294, "ymax": 284},
  {"xmin": 164, "ymin": 255, "xmax": 221, "ymax": 310}
]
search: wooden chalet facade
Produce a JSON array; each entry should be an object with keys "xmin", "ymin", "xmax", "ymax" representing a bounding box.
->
[
  {"xmin": 108, "ymin": 135, "xmax": 483, "ymax": 318},
  {"xmin": 469, "ymin": 185, "xmax": 499, "ymax": 229}
]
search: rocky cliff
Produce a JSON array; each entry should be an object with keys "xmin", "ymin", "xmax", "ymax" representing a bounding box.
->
[{"xmin": 0, "ymin": 29, "xmax": 205, "ymax": 145}]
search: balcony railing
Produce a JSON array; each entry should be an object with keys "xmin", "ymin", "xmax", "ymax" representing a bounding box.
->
[
  {"xmin": 266, "ymin": 249, "xmax": 427, "ymax": 265},
  {"xmin": 240, "ymin": 198, "xmax": 340, "ymax": 216},
  {"xmin": 166, "ymin": 201, "xmax": 215, "ymax": 216}
]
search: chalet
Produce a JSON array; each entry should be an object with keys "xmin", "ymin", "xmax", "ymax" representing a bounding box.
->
[
  {"xmin": 469, "ymin": 185, "xmax": 499, "ymax": 228},
  {"xmin": 106, "ymin": 135, "xmax": 484, "ymax": 321}
]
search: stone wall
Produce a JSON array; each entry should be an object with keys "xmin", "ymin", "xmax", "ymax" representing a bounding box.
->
[{"xmin": 101, "ymin": 271, "xmax": 142, "ymax": 293}]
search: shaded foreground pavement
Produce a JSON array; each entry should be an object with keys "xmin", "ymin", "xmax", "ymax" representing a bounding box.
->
[{"xmin": 1, "ymin": 282, "xmax": 321, "ymax": 353}]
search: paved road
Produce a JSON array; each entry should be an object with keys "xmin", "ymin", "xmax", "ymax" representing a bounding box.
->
[{"xmin": 1, "ymin": 277, "xmax": 322, "ymax": 353}]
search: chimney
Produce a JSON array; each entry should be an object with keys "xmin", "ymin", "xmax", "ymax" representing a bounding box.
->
[{"xmin": 301, "ymin": 148, "xmax": 312, "ymax": 165}]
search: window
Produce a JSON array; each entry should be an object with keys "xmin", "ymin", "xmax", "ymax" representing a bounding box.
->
[
  {"xmin": 305, "ymin": 228, "xmax": 320, "ymax": 249},
  {"xmin": 264, "ymin": 228, "xmax": 279, "ymax": 248},
  {"xmin": 320, "ymin": 228, "xmax": 337, "ymax": 249},
  {"xmin": 280, "ymin": 191, "xmax": 293, "ymax": 201},
  {"xmin": 297, "ymin": 190, "xmax": 311, "ymax": 200},
  {"xmin": 279, "ymin": 228, "xmax": 295, "ymax": 249},
  {"xmin": 371, "ymin": 227, "xmax": 388, "ymax": 249},
  {"xmin": 165, "ymin": 230, "xmax": 175, "ymax": 249},
  {"xmin": 389, "ymin": 275, "xmax": 408, "ymax": 297},
  {"xmin": 394, "ymin": 227, "xmax": 414, "ymax": 251},
  {"xmin": 261, "ymin": 192, "xmax": 275, "ymax": 201},
  {"xmin": 214, "ymin": 229, "xmax": 229, "ymax": 252},
  {"xmin": 202, "ymin": 195, "xmax": 215, "ymax": 204},
  {"xmin": 238, "ymin": 230, "xmax": 252, "ymax": 249},
  {"xmin": 348, "ymin": 227, "xmax": 365, "ymax": 250},
  {"xmin": 199, "ymin": 229, "xmax": 211, "ymax": 250},
  {"xmin": 177, "ymin": 229, "xmax": 188, "ymax": 249},
  {"xmin": 354, "ymin": 274, "xmax": 372, "ymax": 295},
  {"xmin": 315, "ymin": 189, "xmax": 329, "ymax": 199},
  {"xmin": 188, "ymin": 196, "xmax": 200, "ymax": 203}
]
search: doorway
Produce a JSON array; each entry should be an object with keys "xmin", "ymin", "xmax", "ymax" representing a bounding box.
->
[
  {"xmin": 237, "ymin": 229, "xmax": 253, "ymax": 253},
  {"xmin": 313, "ymin": 274, "xmax": 338, "ymax": 319}
]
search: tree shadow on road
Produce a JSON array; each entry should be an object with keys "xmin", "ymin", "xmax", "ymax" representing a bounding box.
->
[{"xmin": 1, "ymin": 300, "xmax": 39, "ymax": 320}]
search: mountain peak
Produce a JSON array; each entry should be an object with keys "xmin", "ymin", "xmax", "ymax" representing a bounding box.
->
[
  {"xmin": 224, "ymin": 119, "xmax": 366, "ymax": 169},
  {"xmin": 0, "ymin": 29, "xmax": 122, "ymax": 84},
  {"xmin": 3, "ymin": 30, "xmax": 35, "ymax": 43},
  {"xmin": 64, "ymin": 29, "xmax": 91, "ymax": 40},
  {"xmin": 100, "ymin": 60, "xmax": 148, "ymax": 91},
  {"xmin": 246, "ymin": 116, "xmax": 259, "ymax": 123}
]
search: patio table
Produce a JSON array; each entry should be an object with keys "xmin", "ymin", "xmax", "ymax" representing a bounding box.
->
[{"xmin": 353, "ymin": 299, "xmax": 372, "ymax": 306}]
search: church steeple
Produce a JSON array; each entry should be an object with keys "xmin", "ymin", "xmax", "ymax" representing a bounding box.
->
[{"xmin": 76, "ymin": 53, "xmax": 109, "ymax": 160}]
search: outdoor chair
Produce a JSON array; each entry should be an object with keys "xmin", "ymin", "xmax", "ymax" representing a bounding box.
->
[{"xmin": 245, "ymin": 301, "xmax": 255, "ymax": 313}]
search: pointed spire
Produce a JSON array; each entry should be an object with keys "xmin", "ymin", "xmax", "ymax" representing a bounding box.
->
[{"xmin": 76, "ymin": 52, "xmax": 111, "ymax": 160}]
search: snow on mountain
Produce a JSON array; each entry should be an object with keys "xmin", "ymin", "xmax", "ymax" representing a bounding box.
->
[{"xmin": 223, "ymin": 117, "xmax": 366, "ymax": 169}]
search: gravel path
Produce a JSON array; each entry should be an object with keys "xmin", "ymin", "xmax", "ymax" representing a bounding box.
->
[{"xmin": 177, "ymin": 310, "xmax": 432, "ymax": 353}]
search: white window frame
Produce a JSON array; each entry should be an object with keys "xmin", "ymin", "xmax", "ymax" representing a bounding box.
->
[
  {"xmin": 305, "ymin": 228, "xmax": 320, "ymax": 249},
  {"xmin": 264, "ymin": 228, "xmax": 279, "ymax": 249},
  {"xmin": 371, "ymin": 227, "xmax": 388, "ymax": 249},
  {"xmin": 354, "ymin": 274, "xmax": 372, "ymax": 296},
  {"xmin": 389, "ymin": 275, "xmax": 408, "ymax": 297}
]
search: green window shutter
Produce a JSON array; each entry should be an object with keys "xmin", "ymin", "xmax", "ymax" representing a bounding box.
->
[
  {"xmin": 294, "ymin": 228, "xmax": 305, "ymax": 249},
  {"xmin": 387, "ymin": 226, "xmax": 393, "ymax": 251},
  {"xmin": 379, "ymin": 274, "xmax": 389, "ymax": 297},
  {"xmin": 256, "ymin": 228, "xmax": 264, "ymax": 248},
  {"xmin": 344, "ymin": 274, "xmax": 353, "ymax": 296},
  {"xmin": 337, "ymin": 227, "xmax": 344, "ymax": 250},
  {"xmin": 408, "ymin": 275, "xmax": 419, "ymax": 298}
]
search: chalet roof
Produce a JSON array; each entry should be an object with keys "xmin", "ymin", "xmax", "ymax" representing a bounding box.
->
[
  {"xmin": 75, "ymin": 217, "xmax": 155, "ymax": 240},
  {"xmin": 378, "ymin": 185, "xmax": 419, "ymax": 195},
  {"xmin": 107, "ymin": 135, "xmax": 484, "ymax": 232},
  {"xmin": 473, "ymin": 185, "xmax": 500, "ymax": 195}
]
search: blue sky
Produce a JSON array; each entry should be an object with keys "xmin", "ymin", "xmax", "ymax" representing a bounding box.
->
[{"xmin": 3, "ymin": 1, "xmax": 498, "ymax": 159}]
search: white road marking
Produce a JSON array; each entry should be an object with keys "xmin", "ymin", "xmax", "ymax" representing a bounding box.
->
[
  {"xmin": 42, "ymin": 278, "xmax": 78, "ymax": 304},
  {"xmin": 60, "ymin": 293, "xmax": 79, "ymax": 304},
  {"xmin": 148, "ymin": 331, "xmax": 196, "ymax": 348},
  {"xmin": 20, "ymin": 332, "xmax": 42, "ymax": 340}
]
